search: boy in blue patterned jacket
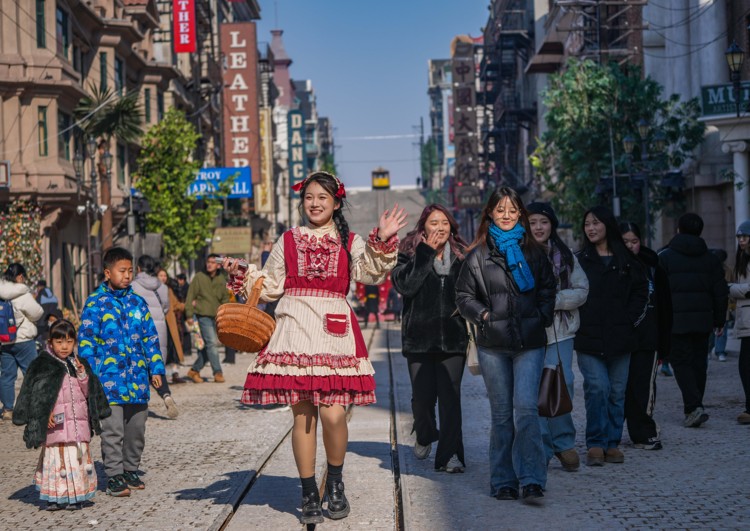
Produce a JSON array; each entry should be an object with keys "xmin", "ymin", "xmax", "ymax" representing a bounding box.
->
[{"xmin": 78, "ymin": 247, "xmax": 165, "ymax": 497}]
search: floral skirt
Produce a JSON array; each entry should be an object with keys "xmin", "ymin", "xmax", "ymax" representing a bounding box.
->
[{"xmin": 34, "ymin": 443, "xmax": 97, "ymax": 504}]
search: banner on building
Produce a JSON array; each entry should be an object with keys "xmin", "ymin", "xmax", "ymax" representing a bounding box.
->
[
  {"xmin": 451, "ymin": 37, "xmax": 478, "ymax": 191},
  {"xmin": 188, "ymin": 167, "xmax": 253, "ymax": 199},
  {"xmin": 254, "ymin": 108, "xmax": 274, "ymax": 213},
  {"xmin": 220, "ymin": 23, "xmax": 261, "ymax": 185},
  {"xmin": 173, "ymin": 0, "xmax": 196, "ymax": 53},
  {"xmin": 288, "ymin": 110, "xmax": 306, "ymax": 195}
]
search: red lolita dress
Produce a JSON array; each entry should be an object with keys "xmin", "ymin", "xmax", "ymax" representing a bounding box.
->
[{"xmin": 238, "ymin": 223, "xmax": 398, "ymax": 406}]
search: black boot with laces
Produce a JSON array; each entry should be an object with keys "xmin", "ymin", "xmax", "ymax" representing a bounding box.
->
[
  {"xmin": 325, "ymin": 480, "xmax": 351, "ymax": 520},
  {"xmin": 300, "ymin": 490, "xmax": 324, "ymax": 524}
]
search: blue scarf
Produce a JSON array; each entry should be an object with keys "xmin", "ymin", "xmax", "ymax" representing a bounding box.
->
[{"xmin": 488, "ymin": 223, "xmax": 535, "ymax": 293}]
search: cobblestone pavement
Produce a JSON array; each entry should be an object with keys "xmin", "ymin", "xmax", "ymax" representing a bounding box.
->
[
  {"xmin": 2, "ymin": 328, "xmax": 749, "ymax": 530},
  {"xmin": 392, "ymin": 327, "xmax": 750, "ymax": 530},
  {"xmin": 0, "ymin": 349, "xmax": 292, "ymax": 530}
]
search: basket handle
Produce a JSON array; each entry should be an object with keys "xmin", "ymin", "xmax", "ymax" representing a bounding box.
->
[{"xmin": 246, "ymin": 276, "xmax": 265, "ymax": 307}]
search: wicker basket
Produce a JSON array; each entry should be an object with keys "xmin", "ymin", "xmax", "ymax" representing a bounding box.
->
[{"xmin": 216, "ymin": 277, "xmax": 276, "ymax": 353}]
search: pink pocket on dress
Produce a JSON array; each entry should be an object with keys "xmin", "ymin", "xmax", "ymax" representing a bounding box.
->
[{"xmin": 324, "ymin": 313, "xmax": 349, "ymax": 337}]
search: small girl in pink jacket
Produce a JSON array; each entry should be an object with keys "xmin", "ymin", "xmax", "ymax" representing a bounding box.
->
[{"xmin": 13, "ymin": 319, "xmax": 110, "ymax": 511}]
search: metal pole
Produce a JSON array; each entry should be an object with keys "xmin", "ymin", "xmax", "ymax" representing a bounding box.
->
[
  {"xmin": 608, "ymin": 124, "xmax": 620, "ymax": 217},
  {"xmin": 85, "ymin": 200, "xmax": 93, "ymax": 293}
]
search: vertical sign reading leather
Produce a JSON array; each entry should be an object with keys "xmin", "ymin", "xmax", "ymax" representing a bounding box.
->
[
  {"xmin": 254, "ymin": 108, "xmax": 274, "ymax": 213},
  {"xmin": 173, "ymin": 0, "xmax": 196, "ymax": 53},
  {"xmin": 288, "ymin": 110, "xmax": 306, "ymax": 195},
  {"xmin": 451, "ymin": 40, "xmax": 478, "ymax": 186},
  {"xmin": 220, "ymin": 23, "xmax": 261, "ymax": 185}
]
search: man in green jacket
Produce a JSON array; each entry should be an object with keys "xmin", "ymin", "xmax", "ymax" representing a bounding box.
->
[{"xmin": 186, "ymin": 254, "xmax": 230, "ymax": 383}]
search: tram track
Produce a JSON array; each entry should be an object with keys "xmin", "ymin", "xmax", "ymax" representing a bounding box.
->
[{"xmin": 217, "ymin": 322, "xmax": 405, "ymax": 530}]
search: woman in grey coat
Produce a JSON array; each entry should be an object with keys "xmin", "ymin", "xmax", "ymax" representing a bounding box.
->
[{"xmin": 131, "ymin": 255, "xmax": 178, "ymax": 419}]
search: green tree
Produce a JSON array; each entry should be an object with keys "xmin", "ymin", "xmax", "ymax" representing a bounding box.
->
[
  {"xmin": 321, "ymin": 153, "xmax": 338, "ymax": 175},
  {"xmin": 74, "ymin": 83, "xmax": 143, "ymax": 143},
  {"xmin": 133, "ymin": 109, "xmax": 231, "ymax": 267},
  {"xmin": 531, "ymin": 59, "xmax": 705, "ymax": 231},
  {"xmin": 421, "ymin": 137, "xmax": 440, "ymax": 185}
]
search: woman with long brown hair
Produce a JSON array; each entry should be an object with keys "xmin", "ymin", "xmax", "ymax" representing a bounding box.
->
[
  {"xmin": 455, "ymin": 188, "xmax": 556, "ymax": 504},
  {"xmin": 222, "ymin": 171, "xmax": 407, "ymax": 524},
  {"xmin": 392, "ymin": 204, "xmax": 470, "ymax": 473}
]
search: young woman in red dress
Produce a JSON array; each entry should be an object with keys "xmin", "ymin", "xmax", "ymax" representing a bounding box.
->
[{"xmin": 223, "ymin": 172, "xmax": 406, "ymax": 524}]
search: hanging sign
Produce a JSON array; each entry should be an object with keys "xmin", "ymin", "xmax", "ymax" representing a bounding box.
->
[{"xmin": 173, "ymin": 0, "xmax": 196, "ymax": 53}]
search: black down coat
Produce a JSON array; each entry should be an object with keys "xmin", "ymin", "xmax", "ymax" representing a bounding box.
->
[
  {"xmin": 574, "ymin": 248, "xmax": 649, "ymax": 358},
  {"xmin": 455, "ymin": 238, "xmax": 556, "ymax": 351},
  {"xmin": 658, "ymin": 233, "xmax": 728, "ymax": 335},
  {"xmin": 634, "ymin": 246, "xmax": 673, "ymax": 358},
  {"xmin": 13, "ymin": 352, "xmax": 111, "ymax": 449},
  {"xmin": 392, "ymin": 242, "xmax": 468, "ymax": 355}
]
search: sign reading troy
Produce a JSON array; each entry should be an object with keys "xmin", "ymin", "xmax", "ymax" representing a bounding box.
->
[
  {"xmin": 220, "ymin": 23, "xmax": 260, "ymax": 185},
  {"xmin": 288, "ymin": 110, "xmax": 306, "ymax": 194},
  {"xmin": 173, "ymin": 0, "xmax": 196, "ymax": 53},
  {"xmin": 188, "ymin": 168, "xmax": 253, "ymax": 199}
]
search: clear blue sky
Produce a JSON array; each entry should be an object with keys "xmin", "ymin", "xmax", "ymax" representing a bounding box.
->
[{"xmin": 256, "ymin": 1, "xmax": 488, "ymax": 188}]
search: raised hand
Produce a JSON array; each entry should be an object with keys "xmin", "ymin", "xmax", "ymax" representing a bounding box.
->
[
  {"xmin": 378, "ymin": 203, "xmax": 408, "ymax": 241},
  {"xmin": 422, "ymin": 230, "xmax": 444, "ymax": 251}
]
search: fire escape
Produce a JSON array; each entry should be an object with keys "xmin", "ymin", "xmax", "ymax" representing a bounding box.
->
[
  {"xmin": 480, "ymin": 0, "xmax": 536, "ymax": 192},
  {"xmin": 552, "ymin": 0, "xmax": 645, "ymax": 65}
]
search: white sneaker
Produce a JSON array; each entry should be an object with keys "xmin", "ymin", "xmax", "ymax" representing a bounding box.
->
[
  {"xmin": 718, "ymin": 353, "xmax": 727, "ymax": 362},
  {"xmin": 163, "ymin": 395, "xmax": 179, "ymax": 419},
  {"xmin": 413, "ymin": 441, "xmax": 431, "ymax": 460},
  {"xmin": 438, "ymin": 454, "xmax": 465, "ymax": 473}
]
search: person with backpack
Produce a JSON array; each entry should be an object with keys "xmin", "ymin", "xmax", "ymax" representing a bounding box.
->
[
  {"xmin": 34, "ymin": 279, "xmax": 60, "ymax": 344},
  {"xmin": 0, "ymin": 263, "xmax": 45, "ymax": 420}
]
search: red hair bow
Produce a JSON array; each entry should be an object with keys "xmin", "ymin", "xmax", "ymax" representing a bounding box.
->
[{"xmin": 291, "ymin": 172, "xmax": 346, "ymax": 199}]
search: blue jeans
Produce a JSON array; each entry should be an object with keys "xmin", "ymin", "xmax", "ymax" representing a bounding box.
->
[
  {"xmin": 539, "ymin": 338, "xmax": 576, "ymax": 461},
  {"xmin": 0, "ymin": 340, "xmax": 39, "ymax": 411},
  {"xmin": 708, "ymin": 321, "xmax": 731, "ymax": 356},
  {"xmin": 576, "ymin": 352, "xmax": 630, "ymax": 449},
  {"xmin": 478, "ymin": 345, "xmax": 546, "ymax": 495},
  {"xmin": 192, "ymin": 316, "xmax": 222, "ymax": 375}
]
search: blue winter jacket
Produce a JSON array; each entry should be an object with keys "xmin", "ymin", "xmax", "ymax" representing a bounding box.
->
[{"xmin": 77, "ymin": 282, "xmax": 165, "ymax": 405}]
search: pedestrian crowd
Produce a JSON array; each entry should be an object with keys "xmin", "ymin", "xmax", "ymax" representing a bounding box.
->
[
  {"xmin": 395, "ymin": 189, "xmax": 743, "ymax": 506},
  {"xmin": 0, "ymin": 172, "xmax": 748, "ymax": 521}
]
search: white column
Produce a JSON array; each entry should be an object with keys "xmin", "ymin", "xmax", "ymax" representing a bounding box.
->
[{"xmin": 723, "ymin": 141, "xmax": 750, "ymax": 227}]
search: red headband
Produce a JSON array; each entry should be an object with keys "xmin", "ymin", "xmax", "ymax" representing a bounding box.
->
[{"xmin": 291, "ymin": 172, "xmax": 346, "ymax": 199}]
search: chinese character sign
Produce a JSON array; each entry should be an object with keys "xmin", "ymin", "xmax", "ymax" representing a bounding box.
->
[
  {"xmin": 255, "ymin": 108, "xmax": 274, "ymax": 213},
  {"xmin": 451, "ymin": 39, "xmax": 478, "ymax": 189},
  {"xmin": 173, "ymin": 0, "xmax": 196, "ymax": 53}
]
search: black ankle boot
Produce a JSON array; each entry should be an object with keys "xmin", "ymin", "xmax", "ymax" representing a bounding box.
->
[
  {"xmin": 325, "ymin": 480, "xmax": 351, "ymax": 520},
  {"xmin": 300, "ymin": 491, "xmax": 324, "ymax": 524}
]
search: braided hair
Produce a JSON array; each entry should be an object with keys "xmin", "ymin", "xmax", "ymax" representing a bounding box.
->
[{"xmin": 297, "ymin": 172, "xmax": 351, "ymax": 257}]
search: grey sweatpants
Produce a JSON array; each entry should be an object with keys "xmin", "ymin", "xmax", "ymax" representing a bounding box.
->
[{"xmin": 100, "ymin": 403, "xmax": 148, "ymax": 478}]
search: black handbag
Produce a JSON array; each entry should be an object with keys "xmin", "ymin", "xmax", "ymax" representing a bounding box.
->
[{"xmin": 538, "ymin": 327, "xmax": 573, "ymax": 418}]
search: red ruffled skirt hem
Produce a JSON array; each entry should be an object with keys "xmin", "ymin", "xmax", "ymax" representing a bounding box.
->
[
  {"xmin": 243, "ymin": 373, "xmax": 375, "ymax": 393},
  {"xmin": 241, "ymin": 389, "xmax": 376, "ymax": 406}
]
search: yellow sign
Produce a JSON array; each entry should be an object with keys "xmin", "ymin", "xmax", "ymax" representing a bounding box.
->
[
  {"xmin": 210, "ymin": 227, "xmax": 253, "ymax": 255},
  {"xmin": 254, "ymin": 108, "xmax": 274, "ymax": 213}
]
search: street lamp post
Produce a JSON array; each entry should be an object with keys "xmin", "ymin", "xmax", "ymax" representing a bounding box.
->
[
  {"xmin": 726, "ymin": 41, "xmax": 745, "ymax": 118},
  {"xmin": 73, "ymin": 140, "xmax": 112, "ymax": 293},
  {"xmin": 622, "ymin": 119, "xmax": 667, "ymax": 247}
]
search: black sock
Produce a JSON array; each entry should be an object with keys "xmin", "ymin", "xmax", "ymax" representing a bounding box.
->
[
  {"xmin": 327, "ymin": 462, "xmax": 343, "ymax": 485},
  {"xmin": 300, "ymin": 475, "xmax": 317, "ymax": 497}
]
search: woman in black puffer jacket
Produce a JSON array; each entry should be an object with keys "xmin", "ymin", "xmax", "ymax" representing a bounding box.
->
[
  {"xmin": 456, "ymin": 187, "xmax": 556, "ymax": 503},
  {"xmin": 575, "ymin": 207, "xmax": 648, "ymax": 467},
  {"xmin": 620, "ymin": 222, "xmax": 672, "ymax": 451},
  {"xmin": 392, "ymin": 204, "xmax": 469, "ymax": 473}
]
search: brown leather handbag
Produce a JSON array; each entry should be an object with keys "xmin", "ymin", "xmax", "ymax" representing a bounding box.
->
[
  {"xmin": 537, "ymin": 327, "xmax": 573, "ymax": 418},
  {"xmin": 216, "ymin": 277, "xmax": 276, "ymax": 353}
]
